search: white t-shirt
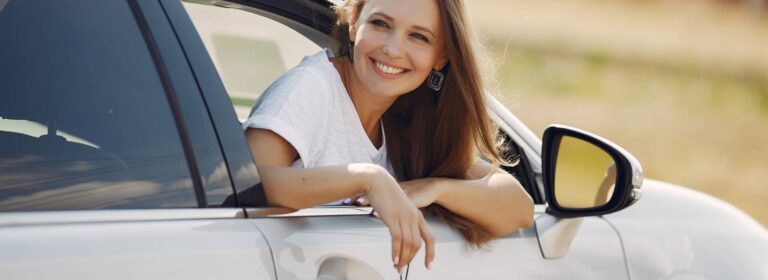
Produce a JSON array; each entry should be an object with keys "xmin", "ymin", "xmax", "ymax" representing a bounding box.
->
[{"xmin": 242, "ymin": 50, "xmax": 394, "ymax": 175}]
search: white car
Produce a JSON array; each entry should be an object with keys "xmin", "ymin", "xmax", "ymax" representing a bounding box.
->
[{"xmin": 0, "ymin": 0, "xmax": 766, "ymax": 279}]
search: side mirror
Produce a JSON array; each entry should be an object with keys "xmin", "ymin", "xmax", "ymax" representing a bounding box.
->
[
  {"xmin": 542, "ymin": 125, "xmax": 643, "ymax": 217},
  {"xmin": 535, "ymin": 124, "xmax": 643, "ymax": 259}
]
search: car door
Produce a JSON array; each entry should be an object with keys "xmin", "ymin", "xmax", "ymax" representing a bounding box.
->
[
  {"xmin": 172, "ymin": 0, "xmax": 630, "ymax": 279},
  {"xmin": 0, "ymin": 0, "xmax": 274, "ymax": 278},
  {"xmin": 174, "ymin": 2, "xmax": 404, "ymax": 278},
  {"xmin": 406, "ymin": 212, "xmax": 627, "ymax": 279},
  {"xmin": 406, "ymin": 126, "xmax": 627, "ymax": 279}
]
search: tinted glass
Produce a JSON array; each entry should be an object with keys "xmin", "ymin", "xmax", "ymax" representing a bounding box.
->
[{"xmin": 0, "ymin": 0, "xmax": 197, "ymax": 210}]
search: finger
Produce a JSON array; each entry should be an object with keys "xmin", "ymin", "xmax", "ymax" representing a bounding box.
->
[
  {"xmin": 409, "ymin": 219, "xmax": 422, "ymax": 268},
  {"xmin": 419, "ymin": 218, "xmax": 436, "ymax": 269},
  {"xmin": 356, "ymin": 196, "xmax": 369, "ymax": 206},
  {"xmin": 402, "ymin": 217, "xmax": 422, "ymax": 272},
  {"xmin": 398, "ymin": 218, "xmax": 413, "ymax": 273},
  {"xmin": 388, "ymin": 222, "xmax": 403, "ymax": 270}
]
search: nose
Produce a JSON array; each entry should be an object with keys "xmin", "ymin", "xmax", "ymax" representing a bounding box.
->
[{"xmin": 382, "ymin": 33, "xmax": 404, "ymax": 58}]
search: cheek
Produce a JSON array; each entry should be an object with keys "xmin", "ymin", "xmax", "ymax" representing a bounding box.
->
[
  {"xmin": 409, "ymin": 46, "xmax": 438, "ymax": 73},
  {"xmin": 354, "ymin": 27, "xmax": 384, "ymax": 51}
]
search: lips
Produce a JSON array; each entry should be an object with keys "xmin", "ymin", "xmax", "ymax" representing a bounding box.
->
[{"xmin": 370, "ymin": 58, "xmax": 409, "ymax": 76}]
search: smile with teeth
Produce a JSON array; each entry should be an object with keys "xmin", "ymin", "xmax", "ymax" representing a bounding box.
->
[{"xmin": 373, "ymin": 59, "xmax": 407, "ymax": 75}]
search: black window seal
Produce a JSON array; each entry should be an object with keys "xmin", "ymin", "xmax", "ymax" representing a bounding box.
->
[
  {"xmin": 128, "ymin": 0, "xmax": 207, "ymax": 207},
  {"xmin": 158, "ymin": 0, "xmax": 240, "ymax": 207}
]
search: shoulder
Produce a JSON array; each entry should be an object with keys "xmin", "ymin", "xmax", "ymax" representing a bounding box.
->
[
  {"xmin": 245, "ymin": 51, "xmax": 341, "ymax": 115},
  {"xmin": 242, "ymin": 51, "xmax": 342, "ymax": 163},
  {"xmin": 276, "ymin": 52, "xmax": 336, "ymax": 90},
  {"xmin": 262, "ymin": 51, "xmax": 342, "ymax": 103}
]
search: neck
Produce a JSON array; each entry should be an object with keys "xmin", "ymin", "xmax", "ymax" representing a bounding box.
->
[{"xmin": 332, "ymin": 57, "xmax": 398, "ymax": 144}]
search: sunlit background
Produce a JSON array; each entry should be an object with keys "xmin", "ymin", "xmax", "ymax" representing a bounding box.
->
[{"xmin": 464, "ymin": 0, "xmax": 768, "ymax": 226}]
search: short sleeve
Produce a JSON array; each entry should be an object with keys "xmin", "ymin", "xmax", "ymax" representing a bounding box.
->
[{"xmin": 241, "ymin": 66, "xmax": 331, "ymax": 167}]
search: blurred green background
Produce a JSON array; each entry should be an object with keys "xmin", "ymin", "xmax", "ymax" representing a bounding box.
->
[{"xmin": 465, "ymin": 0, "xmax": 768, "ymax": 226}]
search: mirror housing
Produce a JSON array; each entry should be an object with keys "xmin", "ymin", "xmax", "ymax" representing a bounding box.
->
[{"xmin": 542, "ymin": 125, "xmax": 643, "ymax": 218}]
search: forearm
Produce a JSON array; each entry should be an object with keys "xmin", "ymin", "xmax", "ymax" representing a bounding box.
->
[
  {"xmin": 257, "ymin": 163, "xmax": 377, "ymax": 209},
  {"xmin": 429, "ymin": 171, "xmax": 534, "ymax": 236}
]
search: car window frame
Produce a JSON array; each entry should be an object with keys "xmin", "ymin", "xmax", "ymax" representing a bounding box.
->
[
  {"xmin": 133, "ymin": 0, "xmax": 238, "ymax": 208},
  {"xmin": 168, "ymin": 0, "xmax": 545, "ymax": 208}
]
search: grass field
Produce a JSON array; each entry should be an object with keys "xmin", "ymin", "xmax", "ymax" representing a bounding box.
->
[{"xmin": 465, "ymin": 0, "xmax": 768, "ymax": 226}]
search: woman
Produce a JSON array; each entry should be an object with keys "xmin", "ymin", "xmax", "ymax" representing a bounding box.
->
[{"xmin": 243, "ymin": 0, "xmax": 533, "ymax": 272}]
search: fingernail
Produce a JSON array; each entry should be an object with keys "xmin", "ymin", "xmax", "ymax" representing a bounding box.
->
[
  {"xmin": 427, "ymin": 262, "xmax": 432, "ymax": 270},
  {"xmin": 399, "ymin": 267, "xmax": 405, "ymax": 274},
  {"xmin": 343, "ymin": 198, "xmax": 352, "ymax": 204},
  {"xmin": 394, "ymin": 257, "xmax": 399, "ymax": 266},
  {"xmin": 356, "ymin": 197, "xmax": 365, "ymax": 204}
]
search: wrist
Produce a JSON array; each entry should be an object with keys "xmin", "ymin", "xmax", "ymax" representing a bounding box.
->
[
  {"xmin": 349, "ymin": 163, "xmax": 386, "ymax": 194},
  {"xmin": 431, "ymin": 178, "xmax": 456, "ymax": 205}
]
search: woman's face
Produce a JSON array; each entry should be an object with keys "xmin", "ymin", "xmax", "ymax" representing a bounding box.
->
[{"xmin": 349, "ymin": 0, "xmax": 446, "ymax": 99}]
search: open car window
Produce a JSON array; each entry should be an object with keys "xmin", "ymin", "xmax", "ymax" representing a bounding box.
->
[
  {"xmin": 181, "ymin": 1, "xmax": 541, "ymax": 206},
  {"xmin": 182, "ymin": 2, "xmax": 322, "ymax": 122}
]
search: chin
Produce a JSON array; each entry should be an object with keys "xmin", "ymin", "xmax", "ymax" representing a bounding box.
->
[
  {"xmin": 364, "ymin": 82, "xmax": 416, "ymax": 99},
  {"xmin": 369, "ymin": 88, "xmax": 406, "ymax": 99}
]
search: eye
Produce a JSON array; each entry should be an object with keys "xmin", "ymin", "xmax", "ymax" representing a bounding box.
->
[
  {"xmin": 369, "ymin": 19, "xmax": 390, "ymax": 29},
  {"xmin": 411, "ymin": 33, "xmax": 430, "ymax": 43}
]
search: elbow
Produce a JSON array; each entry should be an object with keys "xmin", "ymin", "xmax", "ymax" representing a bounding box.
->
[
  {"xmin": 516, "ymin": 211, "xmax": 534, "ymax": 229},
  {"xmin": 492, "ymin": 214, "xmax": 534, "ymax": 237},
  {"xmin": 513, "ymin": 188, "xmax": 535, "ymax": 228},
  {"xmin": 518, "ymin": 194, "xmax": 535, "ymax": 228},
  {"xmin": 492, "ymin": 195, "xmax": 535, "ymax": 236},
  {"xmin": 503, "ymin": 177, "xmax": 535, "ymax": 233},
  {"xmin": 516, "ymin": 195, "xmax": 535, "ymax": 229}
]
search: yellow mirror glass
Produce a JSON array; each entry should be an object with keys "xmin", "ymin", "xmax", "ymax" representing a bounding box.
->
[{"xmin": 554, "ymin": 136, "xmax": 617, "ymax": 208}]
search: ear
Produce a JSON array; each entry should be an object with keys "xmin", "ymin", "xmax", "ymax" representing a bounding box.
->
[
  {"xmin": 347, "ymin": 14, "xmax": 359, "ymax": 43},
  {"xmin": 435, "ymin": 54, "xmax": 448, "ymax": 71},
  {"xmin": 348, "ymin": 23, "xmax": 357, "ymax": 43}
]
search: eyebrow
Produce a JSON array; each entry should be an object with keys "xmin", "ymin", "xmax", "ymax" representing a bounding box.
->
[{"xmin": 370, "ymin": 12, "xmax": 436, "ymax": 38}]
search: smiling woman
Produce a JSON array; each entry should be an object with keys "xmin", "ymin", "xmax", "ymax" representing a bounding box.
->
[{"xmin": 243, "ymin": 0, "xmax": 533, "ymax": 272}]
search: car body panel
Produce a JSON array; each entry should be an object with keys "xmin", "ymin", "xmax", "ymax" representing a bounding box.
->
[
  {"xmin": 0, "ymin": 209, "xmax": 276, "ymax": 279},
  {"xmin": 408, "ymin": 212, "xmax": 628, "ymax": 279},
  {"xmin": 248, "ymin": 208, "xmax": 403, "ymax": 280},
  {"xmin": 251, "ymin": 207, "xmax": 627, "ymax": 280},
  {"xmin": 605, "ymin": 179, "xmax": 768, "ymax": 279}
]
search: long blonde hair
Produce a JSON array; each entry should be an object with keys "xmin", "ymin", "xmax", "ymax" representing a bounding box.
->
[{"xmin": 333, "ymin": 0, "xmax": 508, "ymax": 247}]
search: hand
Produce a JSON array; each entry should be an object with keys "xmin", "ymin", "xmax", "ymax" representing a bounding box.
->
[
  {"xmin": 342, "ymin": 195, "xmax": 369, "ymax": 206},
  {"xmin": 361, "ymin": 165, "xmax": 435, "ymax": 272},
  {"xmin": 400, "ymin": 179, "xmax": 442, "ymax": 208}
]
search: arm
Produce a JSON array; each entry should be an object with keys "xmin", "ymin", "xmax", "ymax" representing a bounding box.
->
[
  {"xmin": 246, "ymin": 128, "xmax": 434, "ymax": 271},
  {"xmin": 401, "ymin": 159, "xmax": 534, "ymax": 236},
  {"xmin": 246, "ymin": 128, "xmax": 372, "ymax": 208}
]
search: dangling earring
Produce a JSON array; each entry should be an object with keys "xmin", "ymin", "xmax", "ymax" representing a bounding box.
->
[
  {"xmin": 427, "ymin": 70, "xmax": 445, "ymax": 91},
  {"xmin": 347, "ymin": 41, "xmax": 354, "ymax": 63}
]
